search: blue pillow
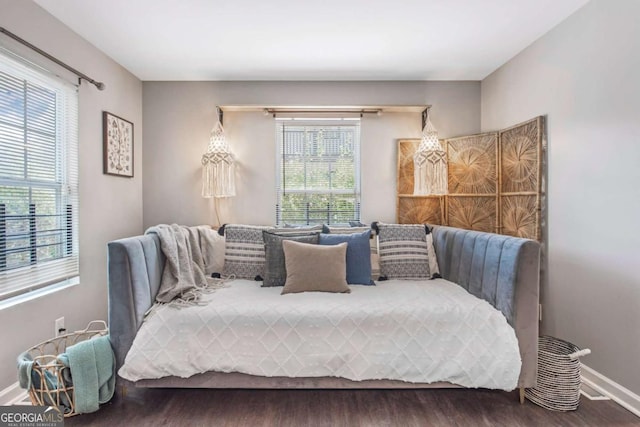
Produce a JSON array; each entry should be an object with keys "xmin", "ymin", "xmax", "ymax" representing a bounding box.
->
[{"xmin": 319, "ymin": 230, "xmax": 374, "ymax": 285}]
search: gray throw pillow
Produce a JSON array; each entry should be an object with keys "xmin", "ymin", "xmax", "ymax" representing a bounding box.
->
[
  {"xmin": 281, "ymin": 240, "xmax": 350, "ymax": 295},
  {"xmin": 262, "ymin": 231, "xmax": 319, "ymax": 287}
]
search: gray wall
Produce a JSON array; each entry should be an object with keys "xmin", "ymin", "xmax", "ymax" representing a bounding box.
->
[
  {"xmin": 0, "ymin": 1, "xmax": 143, "ymax": 390},
  {"xmin": 142, "ymin": 81, "xmax": 480, "ymax": 228},
  {"xmin": 481, "ymin": 0, "xmax": 640, "ymax": 394}
]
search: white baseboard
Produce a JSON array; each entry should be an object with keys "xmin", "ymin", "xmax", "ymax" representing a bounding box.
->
[
  {"xmin": 0, "ymin": 382, "xmax": 28, "ymax": 406},
  {"xmin": 582, "ymin": 364, "xmax": 640, "ymax": 418}
]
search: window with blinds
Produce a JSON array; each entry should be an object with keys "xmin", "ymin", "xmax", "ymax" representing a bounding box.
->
[
  {"xmin": 276, "ymin": 119, "xmax": 361, "ymax": 226},
  {"xmin": 0, "ymin": 50, "xmax": 79, "ymax": 302}
]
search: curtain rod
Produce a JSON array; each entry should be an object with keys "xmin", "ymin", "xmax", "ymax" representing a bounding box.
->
[
  {"xmin": 265, "ymin": 109, "xmax": 382, "ymax": 117},
  {"xmin": 0, "ymin": 27, "xmax": 105, "ymax": 90}
]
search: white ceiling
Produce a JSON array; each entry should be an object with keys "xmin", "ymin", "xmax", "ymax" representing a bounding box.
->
[{"xmin": 34, "ymin": 0, "xmax": 588, "ymax": 81}]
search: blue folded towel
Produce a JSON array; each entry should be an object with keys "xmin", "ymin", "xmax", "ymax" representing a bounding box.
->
[
  {"xmin": 17, "ymin": 352, "xmax": 35, "ymax": 390},
  {"xmin": 17, "ymin": 352, "xmax": 72, "ymax": 411},
  {"xmin": 57, "ymin": 335, "xmax": 115, "ymax": 414}
]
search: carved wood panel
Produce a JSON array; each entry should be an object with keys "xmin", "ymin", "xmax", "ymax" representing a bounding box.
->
[
  {"xmin": 397, "ymin": 139, "xmax": 420, "ymax": 195},
  {"xmin": 499, "ymin": 116, "xmax": 544, "ymax": 240},
  {"xmin": 447, "ymin": 133, "xmax": 498, "ymax": 195},
  {"xmin": 397, "ymin": 196, "xmax": 444, "ymax": 225}
]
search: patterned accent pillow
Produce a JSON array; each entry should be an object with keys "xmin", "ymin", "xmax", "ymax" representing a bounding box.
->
[
  {"xmin": 377, "ymin": 223, "xmax": 440, "ymax": 280},
  {"xmin": 322, "ymin": 224, "xmax": 377, "ymax": 236},
  {"xmin": 272, "ymin": 225, "xmax": 324, "ymax": 235},
  {"xmin": 222, "ymin": 224, "xmax": 273, "ymax": 280},
  {"xmin": 322, "ymin": 225, "xmax": 378, "ymax": 253},
  {"xmin": 262, "ymin": 231, "xmax": 320, "ymax": 287}
]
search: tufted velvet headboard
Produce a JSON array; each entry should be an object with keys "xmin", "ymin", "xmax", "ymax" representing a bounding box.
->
[
  {"xmin": 430, "ymin": 225, "xmax": 540, "ymax": 387},
  {"xmin": 108, "ymin": 225, "xmax": 540, "ymax": 388}
]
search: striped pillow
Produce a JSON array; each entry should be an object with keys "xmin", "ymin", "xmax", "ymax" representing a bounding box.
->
[
  {"xmin": 272, "ymin": 225, "xmax": 324, "ymax": 235},
  {"xmin": 322, "ymin": 225, "xmax": 378, "ymax": 253},
  {"xmin": 377, "ymin": 223, "xmax": 440, "ymax": 280},
  {"xmin": 322, "ymin": 224, "xmax": 377, "ymax": 236},
  {"xmin": 222, "ymin": 224, "xmax": 273, "ymax": 280}
]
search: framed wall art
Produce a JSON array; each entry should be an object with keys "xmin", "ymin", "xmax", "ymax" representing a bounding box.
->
[{"xmin": 103, "ymin": 111, "xmax": 134, "ymax": 177}]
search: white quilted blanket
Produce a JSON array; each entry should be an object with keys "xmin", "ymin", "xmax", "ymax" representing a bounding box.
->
[{"xmin": 119, "ymin": 279, "xmax": 521, "ymax": 390}]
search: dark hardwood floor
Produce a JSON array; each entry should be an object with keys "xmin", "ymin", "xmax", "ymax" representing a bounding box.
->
[{"xmin": 65, "ymin": 387, "xmax": 639, "ymax": 427}]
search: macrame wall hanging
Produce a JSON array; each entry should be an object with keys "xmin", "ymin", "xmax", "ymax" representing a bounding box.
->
[
  {"xmin": 413, "ymin": 112, "xmax": 447, "ymax": 196},
  {"xmin": 202, "ymin": 119, "xmax": 236, "ymax": 198}
]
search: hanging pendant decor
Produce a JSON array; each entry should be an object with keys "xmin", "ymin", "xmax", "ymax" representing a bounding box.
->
[
  {"xmin": 413, "ymin": 113, "xmax": 447, "ymax": 195},
  {"xmin": 202, "ymin": 120, "xmax": 236, "ymax": 198}
]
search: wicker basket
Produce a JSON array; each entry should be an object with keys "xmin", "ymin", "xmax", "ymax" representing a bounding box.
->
[
  {"xmin": 24, "ymin": 320, "xmax": 108, "ymax": 417},
  {"xmin": 525, "ymin": 335, "xmax": 591, "ymax": 411}
]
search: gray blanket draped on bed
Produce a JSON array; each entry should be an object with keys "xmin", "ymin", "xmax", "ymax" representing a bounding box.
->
[{"xmin": 145, "ymin": 224, "xmax": 223, "ymax": 304}]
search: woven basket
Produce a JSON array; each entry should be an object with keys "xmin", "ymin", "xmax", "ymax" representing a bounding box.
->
[
  {"xmin": 24, "ymin": 321, "xmax": 108, "ymax": 417},
  {"xmin": 525, "ymin": 335, "xmax": 591, "ymax": 411}
]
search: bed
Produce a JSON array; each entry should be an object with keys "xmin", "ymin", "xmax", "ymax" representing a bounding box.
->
[{"xmin": 107, "ymin": 225, "xmax": 540, "ymax": 398}]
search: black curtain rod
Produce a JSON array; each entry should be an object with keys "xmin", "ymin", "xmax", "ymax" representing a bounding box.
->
[
  {"xmin": 266, "ymin": 109, "xmax": 381, "ymax": 114},
  {"xmin": 0, "ymin": 26, "xmax": 105, "ymax": 90}
]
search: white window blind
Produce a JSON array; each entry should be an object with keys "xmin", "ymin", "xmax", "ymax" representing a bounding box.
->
[
  {"xmin": 0, "ymin": 50, "xmax": 79, "ymax": 301},
  {"xmin": 276, "ymin": 119, "xmax": 361, "ymax": 225}
]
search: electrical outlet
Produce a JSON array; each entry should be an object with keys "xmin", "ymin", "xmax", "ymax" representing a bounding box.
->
[{"xmin": 55, "ymin": 317, "xmax": 65, "ymax": 337}]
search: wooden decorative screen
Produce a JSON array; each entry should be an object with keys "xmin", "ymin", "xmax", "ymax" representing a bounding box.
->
[{"xmin": 397, "ymin": 116, "xmax": 544, "ymax": 241}]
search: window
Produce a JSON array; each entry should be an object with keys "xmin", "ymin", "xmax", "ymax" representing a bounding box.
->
[
  {"xmin": 0, "ymin": 50, "xmax": 79, "ymax": 302},
  {"xmin": 276, "ymin": 119, "xmax": 361, "ymax": 225}
]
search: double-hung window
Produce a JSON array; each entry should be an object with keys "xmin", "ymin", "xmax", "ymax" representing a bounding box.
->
[
  {"xmin": 0, "ymin": 50, "xmax": 79, "ymax": 302},
  {"xmin": 276, "ymin": 118, "xmax": 361, "ymax": 226}
]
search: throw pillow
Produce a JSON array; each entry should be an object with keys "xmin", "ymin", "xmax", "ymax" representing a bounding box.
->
[
  {"xmin": 322, "ymin": 225, "xmax": 377, "ymax": 250},
  {"xmin": 280, "ymin": 224, "xmax": 324, "ymax": 232},
  {"xmin": 425, "ymin": 230, "xmax": 440, "ymax": 279},
  {"xmin": 262, "ymin": 231, "xmax": 320, "ymax": 287},
  {"xmin": 319, "ymin": 230, "xmax": 374, "ymax": 285},
  {"xmin": 322, "ymin": 224, "xmax": 379, "ymax": 279},
  {"xmin": 222, "ymin": 224, "xmax": 273, "ymax": 280},
  {"xmin": 321, "ymin": 224, "xmax": 377, "ymax": 236},
  {"xmin": 376, "ymin": 223, "xmax": 440, "ymax": 280},
  {"xmin": 198, "ymin": 226, "xmax": 225, "ymax": 275},
  {"xmin": 271, "ymin": 225, "xmax": 324, "ymax": 235},
  {"xmin": 370, "ymin": 252, "xmax": 381, "ymax": 280},
  {"xmin": 281, "ymin": 240, "xmax": 350, "ymax": 294},
  {"xmin": 349, "ymin": 220, "xmax": 367, "ymax": 227}
]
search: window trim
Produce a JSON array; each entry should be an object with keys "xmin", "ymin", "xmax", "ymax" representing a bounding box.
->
[
  {"xmin": 0, "ymin": 49, "xmax": 79, "ymax": 302},
  {"xmin": 275, "ymin": 119, "xmax": 361, "ymax": 226}
]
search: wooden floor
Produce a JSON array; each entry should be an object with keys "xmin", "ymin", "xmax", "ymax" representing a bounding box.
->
[{"xmin": 65, "ymin": 388, "xmax": 639, "ymax": 427}]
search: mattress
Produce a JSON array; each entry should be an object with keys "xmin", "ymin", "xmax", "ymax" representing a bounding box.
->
[{"xmin": 118, "ymin": 279, "xmax": 521, "ymax": 390}]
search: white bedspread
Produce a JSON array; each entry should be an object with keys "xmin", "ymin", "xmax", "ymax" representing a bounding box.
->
[{"xmin": 119, "ymin": 279, "xmax": 521, "ymax": 390}]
